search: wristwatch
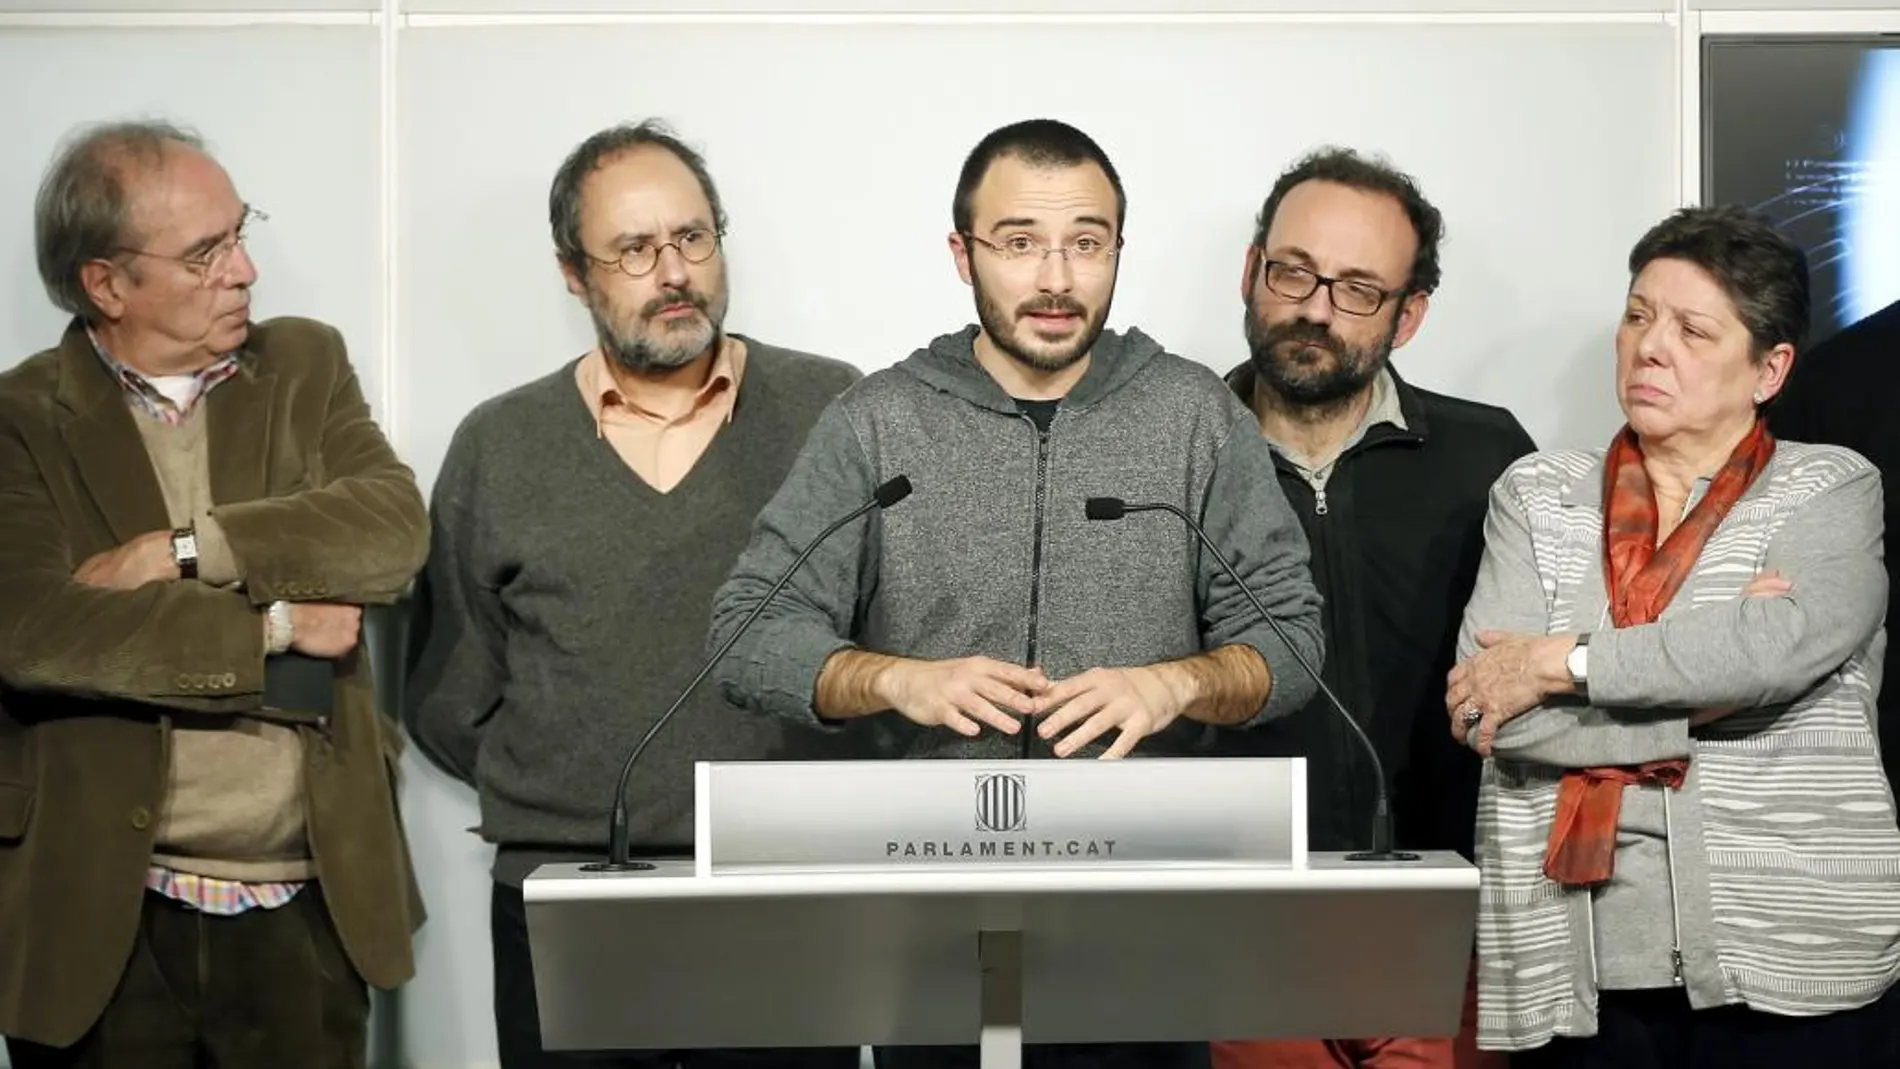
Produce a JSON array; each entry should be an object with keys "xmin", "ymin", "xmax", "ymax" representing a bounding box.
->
[
  {"xmin": 170, "ymin": 525, "xmax": 199, "ymax": 580},
  {"xmin": 1566, "ymin": 632, "xmax": 1591, "ymax": 701}
]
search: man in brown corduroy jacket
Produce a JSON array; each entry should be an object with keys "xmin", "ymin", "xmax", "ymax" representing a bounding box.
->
[{"xmin": 0, "ymin": 119, "xmax": 428, "ymax": 1069}]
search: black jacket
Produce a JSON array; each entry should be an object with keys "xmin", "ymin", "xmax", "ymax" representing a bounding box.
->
[
  {"xmin": 1213, "ymin": 363, "xmax": 1536, "ymax": 855},
  {"xmin": 1767, "ymin": 298, "xmax": 1900, "ymax": 784}
]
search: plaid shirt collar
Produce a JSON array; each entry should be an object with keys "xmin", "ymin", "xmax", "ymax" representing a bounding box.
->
[{"xmin": 87, "ymin": 328, "xmax": 241, "ymax": 427}]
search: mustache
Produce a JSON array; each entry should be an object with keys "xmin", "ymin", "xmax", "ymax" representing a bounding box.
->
[
  {"xmin": 1017, "ymin": 295, "xmax": 1087, "ymax": 318},
  {"xmin": 641, "ymin": 287, "xmax": 709, "ymax": 318},
  {"xmin": 1263, "ymin": 318, "xmax": 1342, "ymax": 353}
]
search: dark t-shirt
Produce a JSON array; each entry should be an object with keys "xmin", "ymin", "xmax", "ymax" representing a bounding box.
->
[{"xmin": 1013, "ymin": 397, "xmax": 1060, "ymax": 433}]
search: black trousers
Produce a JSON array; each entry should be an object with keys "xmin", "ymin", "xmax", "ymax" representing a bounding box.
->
[
  {"xmin": 1510, "ymin": 982, "xmax": 1900, "ymax": 1069},
  {"xmin": 5, "ymin": 886, "xmax": 367, "ymax": 1069},
  {"xmin": 491, "ymin": 880, "xmax": 864, "ymax": 1069}
]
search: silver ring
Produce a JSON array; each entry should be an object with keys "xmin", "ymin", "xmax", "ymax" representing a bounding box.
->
[{"xmin": 1460, "ymin": 703, "xmax": 1483, "ymax": 727}]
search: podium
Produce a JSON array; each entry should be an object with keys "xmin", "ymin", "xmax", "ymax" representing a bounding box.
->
[{"xmin": 523, "ymin": 758, "xmax": 1479, "ymax": 1067}]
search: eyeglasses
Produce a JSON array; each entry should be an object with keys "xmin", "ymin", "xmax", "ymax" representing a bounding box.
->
[
  {"xmin": 1257, "ymin": 256, "xmax": 1400, "ymax": 317},
  {"xmin": 963, "ymin": 232, "xmax": 1123, "ymax": 269},
  {"xmin": 113, "ymin": 206, "xmax": 267, "ymax": 286},
  {"xmin": 585, "ymin": 228, "xmax": 723, "ymax": 279}
]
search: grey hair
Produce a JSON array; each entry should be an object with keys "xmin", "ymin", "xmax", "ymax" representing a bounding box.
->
[
  {"xmin": 549, "ymin": 119, "xmax": 727, "ymax": 275},
  {"xmin": 34, "ymin": 118, "xmax": 206, "ymax": 320}
]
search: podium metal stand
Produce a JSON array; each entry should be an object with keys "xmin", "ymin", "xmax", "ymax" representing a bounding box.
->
[{"xmin": 523, "ymin": 759, "xmax": 1479, "ymax": 1067}]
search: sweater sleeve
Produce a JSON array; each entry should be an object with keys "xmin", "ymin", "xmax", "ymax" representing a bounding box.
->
[
  {"xmin": 708, "ymin": 401, "xmax": 877, "ymax": 728},
  {"xmin": 1469, "ymin": 453, "xmax": 1885, "ymax": 768},
  {"xmin": 1587, "ymin": 456, "xmax": 1886, "ymax": 709},
  {"xmin": 1459, "ymin": 463, "xmax": 1694, "ymax": 766},
  {"xmin": 1195, "ymin": 416, "xmax": 1325, "ymax": 726},
  {"xmin": 401, "ymin": 415, "xmax": 507, "ymax": 783}
]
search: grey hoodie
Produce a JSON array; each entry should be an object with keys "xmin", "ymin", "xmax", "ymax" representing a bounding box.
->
[{"xmin": 709, "ymin": 324, "xmax": 1324, "ymax": 759}]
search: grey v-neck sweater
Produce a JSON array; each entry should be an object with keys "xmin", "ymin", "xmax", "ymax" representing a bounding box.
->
[{"xmin": 403, "ymin": 337, "xmax": 860, "ymax": 879}]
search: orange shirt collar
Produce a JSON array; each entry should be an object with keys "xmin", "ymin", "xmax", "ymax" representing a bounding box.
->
[{"xmin": 577, "ymin": 336, "xmax": 746, "ymax": 433}]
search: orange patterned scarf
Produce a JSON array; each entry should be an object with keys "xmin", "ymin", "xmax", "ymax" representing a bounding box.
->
[{"xmin": 1541, "ymin": 419, "xmax": 1776, "ymax": 887}]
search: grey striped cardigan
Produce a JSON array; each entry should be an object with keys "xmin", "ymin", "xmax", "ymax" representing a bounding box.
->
[{"xmin": 1458, "ymin": 441, "xmax": 1900, "ymax": 1051}]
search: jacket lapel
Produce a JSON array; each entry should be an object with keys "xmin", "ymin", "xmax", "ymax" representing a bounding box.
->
[
  {"xmin": 207, "ymin": 353, "xmax": 275, "ymax": 506},
  {"xmin": 52, "ymin": 323, "xmax": 172, "ymax": 544}
]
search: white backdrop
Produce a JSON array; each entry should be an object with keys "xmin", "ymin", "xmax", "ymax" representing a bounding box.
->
[{"xmin": 2, "ymin": 3, "xmax": 1893, "ymax": 1067}]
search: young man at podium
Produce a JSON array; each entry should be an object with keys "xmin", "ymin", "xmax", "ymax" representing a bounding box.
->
[{"xmin": 709, "ymin": 118, "xmax": 1326, "ymax": 1069}]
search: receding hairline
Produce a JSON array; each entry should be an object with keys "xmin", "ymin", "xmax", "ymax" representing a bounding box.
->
[
  {"xmin": 1269, "ymin": 177, "xmax": 1417, "ymax": 239},
  {"xmin": 976, "ymin": 148, "xmax": 1114, "ymax": 183},
  {"xmin": 574, "ymin": 142, "xmax": 715, "ymax": 211},
  {"xmin": 1262, "ymin": 178, "xmax": 1421, "ymax": 276},
  {"xmin": 99, "ymin": 137, "xmax": 223, "ymax": 242},
  {"xmin": 89, "ymin": 131, "xmax": 206, "ymax": 186},
  {"xmin": 965, "ymin": 152, "xmax": 1120, "ymax": 219}
]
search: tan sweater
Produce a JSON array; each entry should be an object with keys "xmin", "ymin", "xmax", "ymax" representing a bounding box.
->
[{"xmin": 131, "ymin": 404, "xmax": 315, "ymax": 882}]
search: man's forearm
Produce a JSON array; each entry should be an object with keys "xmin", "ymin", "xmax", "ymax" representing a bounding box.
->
[
  {"xmin": 1154, "ymin": 643, "xmax": 1272, "ymax": 726},
  {"xmin": 814, "ymin": 648, "xmax": 906, "ymax": 721}
]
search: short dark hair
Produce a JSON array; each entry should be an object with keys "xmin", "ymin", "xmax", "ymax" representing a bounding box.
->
[
  {"xmin": 1627, "ymin": 205, "xmax": 1810, "ymax": 356},
  {"xmin": 1252, "ymin": 146, "xmax": 1445, "ymax": 296},
  {"xmin": 952, "ymin": 119, "xmax": 1126, "ymax": 235},
  {"xmin": 35, "ymin": 118, "xmax": 206, "ymax": 321},
  {"xmin": 549, "ymin": 119, "xmax": 727, "ymax": 274}
]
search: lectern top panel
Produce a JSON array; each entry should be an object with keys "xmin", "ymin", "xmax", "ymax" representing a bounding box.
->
[
  {"xmin": 522, "ymin": 851, "xmax": 1477, "ymax": 902},
  {"xmin": 697, "ymin": 757, "xmax": 1312, "ymax": 872}
]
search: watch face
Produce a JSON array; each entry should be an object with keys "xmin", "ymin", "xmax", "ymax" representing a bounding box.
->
[{"xmin": 175, "ymin": 533, "xmax": 198, "ymax": 558}]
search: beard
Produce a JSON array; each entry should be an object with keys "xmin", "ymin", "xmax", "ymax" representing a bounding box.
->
[
  {"xmin": 1243, "ymin": 305, "xmax": 1399, "ymax": 407},
  {"xmin": 972, "ymin": 269, "xmax": 1111, "ymax": 374},
  {"xmin": 590, "ymin": 279, "xmax": 727, "ymax": 374}
]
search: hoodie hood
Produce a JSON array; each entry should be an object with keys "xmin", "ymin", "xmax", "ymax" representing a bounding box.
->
[{"xmin": 894, "ymin": 323, "xmax": 1168, "ymax": 414}]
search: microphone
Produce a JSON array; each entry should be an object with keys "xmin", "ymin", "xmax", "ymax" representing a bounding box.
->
[
  {"xmin": 583, "ymin": 474, "xmax": 915, "ymax": 872},
  {"xmin": 1084, "ymin": 495, "xmax": 1418, "ymax": 863}
]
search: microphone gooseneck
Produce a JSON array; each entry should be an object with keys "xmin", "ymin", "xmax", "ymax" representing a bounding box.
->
[
  {"xmin": 584, "ymin": 475, "xmax": 915, "ymax": 872},
  {"xmin": 1084, "ymin": 496, "xmax": 1418, "ymax": 863}
]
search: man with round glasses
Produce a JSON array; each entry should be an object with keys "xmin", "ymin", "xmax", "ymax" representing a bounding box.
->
[
  {"xmin": 0, "ymin": 120, "xmax": 428, "ymax": 1068},
  {"xmin": 403, "ymin": 119, "xmax": 860, "ymax": 1069},
  {"xmin": 1209, "ymin": 147, "xmax": 1533, "ymax": 1069}
]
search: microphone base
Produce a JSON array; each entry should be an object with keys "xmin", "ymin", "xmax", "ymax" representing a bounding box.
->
[
  {"xmin": 579, "ymin": 859, "xmax": 658, "ymax": 872},
  {"xmin": 1343, "ymin": 849, "xmax": 1424, "ymax": 863}
]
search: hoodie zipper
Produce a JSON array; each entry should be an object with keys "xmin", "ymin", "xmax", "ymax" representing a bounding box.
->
[
  {"xmin": 1269, "ymin": 425, "xmax": 1420, "ymax": 823},
  {"xmin": 1022, "ymin": 413, "xmax": 1052, "ymax": 758},
  {"xmin": 1306, "ymin": 463, "xmax": 1335, "ymax": 517}
]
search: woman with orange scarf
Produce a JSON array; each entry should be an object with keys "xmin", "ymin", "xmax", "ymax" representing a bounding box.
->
[{"xmin": 1443, "ymin": 205, "xmax": 1900, "ymax": 1067}]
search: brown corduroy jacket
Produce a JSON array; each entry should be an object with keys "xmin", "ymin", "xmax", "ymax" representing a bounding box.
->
[{"xmin": 0, "ymin": 316, "xmax": 428, "ymax": 1046}]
